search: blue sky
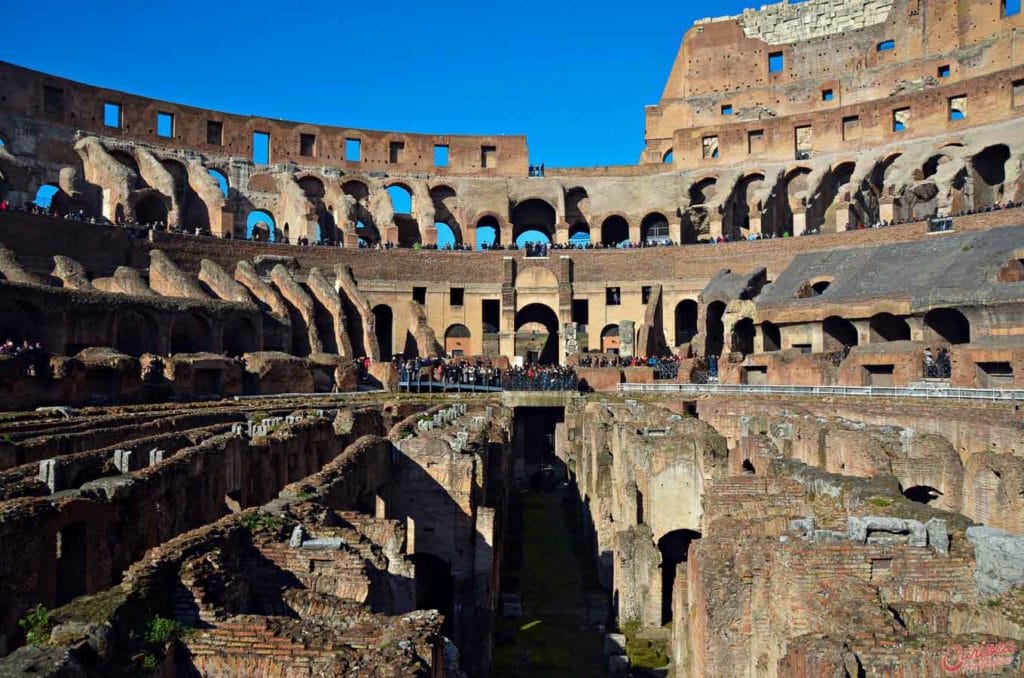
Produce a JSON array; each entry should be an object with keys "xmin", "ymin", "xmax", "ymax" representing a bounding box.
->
[{"xmin": 1, "ymin": 0, "xmax": 756, "ymax": 168}]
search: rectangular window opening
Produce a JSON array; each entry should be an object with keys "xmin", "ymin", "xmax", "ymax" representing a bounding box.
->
[
  {"xmin": 795, "ymin": 125, "xmax": 812, "ymax": 160},
  {"xmin": 103, "ymin": 102, "xmax": 121, "ymax": 128},
  {"xmin": 768, "ymin": 52, "xmax": 784, "ymax": 73},
  {"xmin": 252, "ymin": 131, "xmax": 270, "ymax": 164},
  {"xmin": 450, "ymin": 288, "xmax": 464, "ymax": 307},
  {"xmin": 412, "ymin": 287, "xmax": 427, "ymax": 305},
  {"xmin": 641, "ymin": 286, "xmax": 652, "ymax": 304},
  {"xmin": 702, "ymin": 136, "xmax": 719, "ymax": 160},
  {"xmin": 389, "ymin": 141, "xmax": 405, "ymax": 164},
  {"xmin": 300, "ymin": 133, "xmax": 317, "ymax": 157},
  {"xmin": 156, "ymin": 112, "xmax": 174, "ymax": 138},
  {"xmin": 721, "ymin": 104, "xmax": 733, "ymax": 116},
  {"xmin": 207, "ymin": 120, "xmax": 223, "ymax": 146},
  {"xmin": 877, "ymin": 40, "xmax": 895, "ymax": 52},
  {"xmin": 43, "ymin": 86, "xmax": 64, "ymax": 115},
  {"xmin": 1003, "ymin": 0, "xmax": 1021, "ymax": 17},
  {"xmin": 1014, "ymin": 79, "xmax": 1024, "ymax": 107},
  {"xmin": 606, "ymin": 287, "xmax": 621, "ymax": 306},
  {"xmin": 821, "ymin": 89, "xmax": 834, "ymax": 102},
  {"xmin": 938, "ymin": 64, "xmax": 951, "ymax": 78},
  {"xmin": 948, "ymin": 95, "xmax": 967, "ymax": 121},
  {"xmin": 481, "ymin": 145, "xmax": 497, "ymax": 169},
  {"xmin": 571, "ymin": 299, "xmax": 589, "ymax": 327},
  {"xmin": 482, "ymin": 299, "xmax": 501, "ymax": 334},
  {"xmin": 893, "ymin": 108, "xmax": 910, "ymax": 133},
  {"xmin": 434, "ymin": 144, "xmax": 450, "ymax": 167},
  {"xmin": 842, "ymin": 115, "xmax": 861, "ymax": 142},
  {"xmin": 345, "ymin": 138, "xmax": 361, "ymax": 162},
  {"xmin": 748, "ymin": 130, "xmax": 765, "ymax": 154}
]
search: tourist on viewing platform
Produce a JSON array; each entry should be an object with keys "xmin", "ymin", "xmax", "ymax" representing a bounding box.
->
[{"xmin": 0, "ymin": 199, "xmax": 7, "ymax": 211}]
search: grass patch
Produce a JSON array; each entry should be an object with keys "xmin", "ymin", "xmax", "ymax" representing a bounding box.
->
[
  {"xmin": 241, "ymin": 512, "xmax": 284, "ymax": 532},
  {"xmin": 620, "ymin": 620, "xmax": 670, "ymax": 670},
  {"xmin": 867, "ymin": 496, "xmax": 894, "ymax": 508}
]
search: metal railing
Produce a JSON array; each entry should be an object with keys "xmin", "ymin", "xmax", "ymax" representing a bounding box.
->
[{"xmin": 618, "ymin": 382, "xmax": 1024, "ymax": 402}]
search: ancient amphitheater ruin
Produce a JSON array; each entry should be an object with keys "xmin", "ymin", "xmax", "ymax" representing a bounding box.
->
[{"xmin": 0, "ymin": 0, "xmax": 1023, "ymax": 675}]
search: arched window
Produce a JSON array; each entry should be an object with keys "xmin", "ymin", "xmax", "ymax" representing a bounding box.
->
[
  {"xmin": 568, "ymin": 223, "xmax": 590, "ymax": 247},
  {"xmin": 475, "ymin": 215, "xmax": 500, "ymax": 250},
  {"xmin": 444, "ymin": 324, "xmax": 471, "ymax": 357},
  {"xmin": 208, "ymin": 169, "xmax": 229, "ymax": 197},
  {"xmin": 373, "ymin": 305, "xmax": 394, "ymax": 358},
  {"xmin": 675, "ymin": 300, "xmax": 698, "ymax": 345},
  {"xmin": 641, "ymin": 213, "xmax": 670, "ymax": 244},
  {"xmin": 600, "ymin": 324, "xmax": 621, "ymax": 354},
  {"xmin": 869, "ymin": 313, "xmax": 911, "ymax": 342},
  {"xmin": 134, "ymin": 194, "xmax": 168, "ymax": 225},
  {"xmin": 34, "ymin": 184, "xmax": 60, "ymax": 209},
  {"xmin": 924, "ymin": 308, "xmax": 970, "ymax": 345},
  {"xmin": 601, "ymin": 216, "xmax": 630, "ymax": 247},
  {"xmin": 247, "ymin": 210, "xmax": 276, "ymax": 242},
  {"xmin": 511, "ymin": 198, "xmax": 556, "ymax": 244},
  {"xmin": 823, "ymin": 316, "xmax": 859, "ymax": 351},
  {"xmin": 386, "ymin": 184, "xmax": 413, "ymax": 214},
  {"xmin": 662, "ymin": 149, "xmax": 674, "ymax": 164},
  {"xmin": 731, "ymin": 317, "xmax": 755, "ymax": 355},
  {"xmin": 515, "ymin": 229, "xmax": 551, "ymax": 247},
  {"xmin": 435, "ymin": 222, "xmax": 458, "ymax": 249}
]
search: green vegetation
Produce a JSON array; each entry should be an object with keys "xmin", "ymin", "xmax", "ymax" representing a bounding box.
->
[
  {"xmin": 620, "ymin": 620, "xmax": 670, "ymax": 670},
  {"xmin": 490, "ymin": 492, "xmax": 605, "ymax": 677},
  {"xmin": 18, "ymin": 605, "xmax": 54, "ymax": 646},
  {"xmin": 241, "ymin": 512, "xmax": 284, "ymax": 532},
  {"xmin": 140, "ymin": 654, "xmax": 158, "ymax": 671},
  {"xmin": 144, "ymin": 616, "xmax": 188, "ymax": 645},
  {"xmin": 867, "ymin": 496, "xmax": 894, "ymax": 508}
]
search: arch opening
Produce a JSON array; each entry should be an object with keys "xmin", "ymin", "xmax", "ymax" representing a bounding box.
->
[
  {"xmin": 116, "ymin": 310, "xmax": 160, "ymax": 357},
  {"xmin": 640, "ymin": 213, "xmax": 670, "ymax": 245},
  {"xmin": 601, "ymin": 215, "xmax": 629, "ymax": 247},
  {"xmin": 170, "ymin": 314, "xmax": 212, "ymax": 354},
  {"xmin": 731, "ymin": 317, "xmax": 755, "ymax": 355},
  {"xmin": 511, "ymin": 199, "xmax": 556, "ymax": 245},
  {"xmin": 823, "ymin": 316, "xmax": 859, "ymax": 352},
  {"xmin": 705, "ymin": 301, "xmax": 726, "ymax": 357},
  {"xmin": 372, "ymin": 305, "xmax": 394, "ymax": 359},
  {"xmin": 444, "ymin": 323, "xmax": 471, "ymax": 357},
  {"xmin": 658, "ymin": 529, "xmax": 701, "ymax": 624},
  {"xmin": 246, "ymin": 210, "xmax": 276, "ymax": 242},
  {"xmin": 475, "ymin": 215, "xmax": 500, "ymax": 250},
  {"xmin": 924, "ymin": 308, "xmax": 970, "ymax": 345},
  {"xmin": 223, "ymin": 317, "xmax": 257, "ymax": 357},
  {"xmin": 762, "ymin": 321, "xmax": 782, "ymax": 352},
  {"xmin": 675, "ymin": 300, "xmax": 698, "ymax": 346},
  {"xmin": 869, "ymin": 313, "xmax": 911, "ymax": 342},
  {"xmin": 134, "ymin": 194, "xmax": 168, "ymax": 226},
  {"xmin": 903, "ymin": 485, "xmax": 943, "ymax": 505},
  {"xmin": 515, "ymin": 303, "xmax": 560, "ymax": 365}
]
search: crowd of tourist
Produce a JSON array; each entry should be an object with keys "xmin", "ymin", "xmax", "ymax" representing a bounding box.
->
[
  {"xmin": 575, "ymin": 353, "xmax": 683, "ymax": 379},
  {"xmin": 924, "ymin": 347, "xmax": 953, "ymax": 379},
  {"xmin": 0, "ymin": 338, "xmax": 49, "ymax": 376},
  {"xmin": 395, "ymin": 356, "xmax": 579, "ymax": 391},
  {"xmin": 5, "ymin": 196, "xmax": 1023, "ymax": 254}
]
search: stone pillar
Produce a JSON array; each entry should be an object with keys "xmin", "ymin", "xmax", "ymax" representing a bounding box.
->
[
  {"xmin": 421, "ymin": 224, "xmax": 438, "ymax": 247},
  {"xmin": 620, "ymin": 320, "xmax": 636, "ymax": 358},
  {"xmin": 554, "ymin": 221, "xmax": 570, "ymax": 245},
  {"xmin": 501, "ymin": 257, "xmax": 516, "ymax": 360},
  {"xmin": 669, "ymin": 219, "xmax": 682, "ymax": 244},
  {"xmin": 791, "ymin": 209, "xmax": 807, "ymax": 237},
  {"xmin": 834, "ymin": 201, "xmax": 852, "ymax": 231},
  {"xmin": 562, "ymin": 321, "xmax": 580, "ymax": 363},
  {"xmin": 628, "ymin": 221, "xmax": 641, "ymax": 245},
  {"xmin": 708, "ymin": 217, "xmax": 723, "ymax": 240},
  {"xmin": 879, "ymin": 198, "xmax": 895, "ymax": 223},
  {"xmin": 748, "ymin": 214, "xmax": 763, "ymax": 235},
  {"xmin": 907, "ymin": 316, "xmax": 926, "ymax": 342}
]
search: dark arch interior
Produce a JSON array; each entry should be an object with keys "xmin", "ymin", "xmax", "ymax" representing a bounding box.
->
[
  {"xmin": 903, "ymin": 485, "xmax": 942, "ymax": 505},
  {"xmin": 511, "ymin": 199, "xmax": 556, "ymax": 243},
  {"xmin": 705, "ymin": 301, "xmax": 726, "ymax": 357},
  {"xmin": 924, "ymin": 308, "xmax": 970, "ymax": 345},
  {"xmin": 658, "ymin": 529, "xmax": 701, "ymax": 624},
  {"xmin": 135, "ymin": 194, "xmax": 168, "ymax": 225},
  {"xmin": 675, "ymin": 300, "xmax": 698, "ymax": 346},
  {"xmin": 475, "ymin": 215, "xmax": 501, "ymax": 249},
  {"xmin": 411, "ymin": 553, "xmax": 453, "ymax": 633},
  {"xmin": 762, "ymin": 321, "xmax": 781, "ymax": 352},
  {"xmin": 731, "ymin": 317, "xmax": 755, "ymax": 355},
  {"xmin": 515, "ymin": 303, "xmax": 560, "ymax": 365},
  {"xmin": 373, "ymin": 305, "xmax": 394, "ymax": 358},
  {"xmin": 171, "ymin": 314, "xmax": 212, "ymax": 354},
  {"xmin": 116, "ymin": 310, "xmax": 159, "ymax": 356},
  {"xmin": 601, "ymin": 216, "xmax": 629, "ymax": 246},
  {"xmin": 869, "ymin": 313, "xmax": 911, "ymax": 342},
  {"xmin": 823, "ymin": 316, "xmax": 859, "ymax": 351},
  {"xmin": 742, "ymin": 459, "xmax": 756, "ymax": 474},
  {"xmin": 223, "ymin": 317, "xmax": 257, "ymax": 358}
]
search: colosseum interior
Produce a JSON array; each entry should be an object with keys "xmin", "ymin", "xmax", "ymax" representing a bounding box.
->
[{"xmin": 1, "ymin": 0, "xmax": 1024, "ymax": 676}]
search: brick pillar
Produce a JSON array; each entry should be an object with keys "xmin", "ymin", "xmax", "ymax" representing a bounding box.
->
[
  {"xmin": 422, "ymin": 224, "xmax": 437, "ymax": 247},
  {"xmin": 834, "ymin": 201, "xmax": 852, "ymax": 231},
  {"xmin": 500, "ymin": 257, "xmax": 516, "ymax": 359},
  {"xmin": 669, "ymin": 219, "xmax": 682, "ymax": 244},
  {"xmin": 554, "ymin": 221, "xmax": 570, "ymax": 245},
  {"xmin": 879, "ymin": 199, "xmax": 895, "ymax": 223},
  {"xmin": 709, "ymin": 217, "xmax": 723, "ymax": 240},
  {"xmin": 628, "ymin": 221, "xmax": 641, "ymax": 245},
  {"xmin": 748, "ymin": 214, "xmax": 762, "ymax": 235}
]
